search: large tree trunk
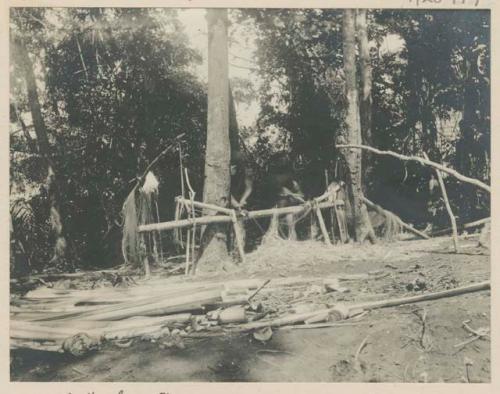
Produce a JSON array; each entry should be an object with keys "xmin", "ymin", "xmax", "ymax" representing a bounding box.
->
[
  {"xmin": 339, "ymin": 9, "xmax": 375, "ymax": 243},
  {"xmin": 196, "ymin": 9, "xmax": 231, "ymax": 272},
  {"xmin": 14, "ymin": 39, "xmax": 69, "ymax": 269},
  {"xmin": 356, "ymin": 9, "xmax": 373, "ymax": 190}
]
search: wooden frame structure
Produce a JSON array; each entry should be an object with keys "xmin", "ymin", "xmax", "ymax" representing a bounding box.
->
[
  {"xmin": 138, "ymin": 199, "xmax": 344, "ymax": 234},
  {"xmin": 139, "ymin": 191, "xmax": 348, "ymax": 265}
]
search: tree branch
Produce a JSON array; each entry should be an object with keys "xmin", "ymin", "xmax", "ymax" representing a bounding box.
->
[{"xmin": 336, "ymin": 144, "xmax": 490, "ymax": 193}]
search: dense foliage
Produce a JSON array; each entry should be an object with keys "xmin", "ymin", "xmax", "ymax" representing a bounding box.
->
[
  {"xmin": 242, "ymin": 9, "xmax": 490, "ymax": 225},
  {"xmin": 10, "ymin": 8, "xmax": 207, "ymax": 273},
  {"xmin": 10, "ymin": 8, "xmax": 490, "ymax": 275}
]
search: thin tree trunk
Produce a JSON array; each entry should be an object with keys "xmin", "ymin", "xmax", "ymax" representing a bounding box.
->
[
  {"xmin": 15, "ymin": 39, "xmax": 69, "ymax": 269},
  {"xmin": 356, "ymin": 9, "xmax": 373, "ymax": 185},
  {"xmin": 339, "ymin": 10, "xmax": 375, "ymax": 243},
  {"xmin": 229, "ymin": 84, "xmax": 240, "ymax": 159},
  {"xmin": 196, "ymin": 9, "xmax": 231, "ymax": 272}
]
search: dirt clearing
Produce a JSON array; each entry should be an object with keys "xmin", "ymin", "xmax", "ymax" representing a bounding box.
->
[{"xmin": 10, "ymin": 235, "xmax": 490, "ymax": 382}]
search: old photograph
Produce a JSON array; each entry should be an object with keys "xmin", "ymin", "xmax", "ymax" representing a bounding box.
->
[{"xmin": 9, "ymin": 6, "xmax": 491, "ymax": 383}]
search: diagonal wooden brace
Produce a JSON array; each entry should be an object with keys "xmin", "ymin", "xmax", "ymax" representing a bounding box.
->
[
  {"xmin": 230, "ymin": 210, "xmax": 246, "ymax": 264},
  {"xmin": 313, "ymin": 202, "xmax": 332, "ymax": 245}
]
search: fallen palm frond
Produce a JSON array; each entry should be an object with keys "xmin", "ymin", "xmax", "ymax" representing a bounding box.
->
[
  {"xmin": 121, "ymin": 189, "xmax": 139, "ymax": 265},
  {"xmin": 10, "ymin": 272, "xmax": 490, "ymax": 356},
  {"xmin": 121, "ymin": 139, "xmax": 182, "ymax": 266},
  {"xmin": 122, "ymin": 171, "xmax": 162, "ymax": 268}
]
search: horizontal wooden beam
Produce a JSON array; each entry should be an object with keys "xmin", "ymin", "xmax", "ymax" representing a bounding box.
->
[
  {"xmin": 176, "ymin": 197, "xmax": 234, "ymax": 215},
  {"xmin": 138, "ymin": 200, "xmax": 344, "ymax": 233}
]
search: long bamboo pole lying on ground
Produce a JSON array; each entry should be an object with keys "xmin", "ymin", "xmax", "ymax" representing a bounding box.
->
[
  {"xmin": 138, "ymin": 200, "xmax": 340, "ymax": 233},
  {"xmin": 236, "ymin": 280, "xmax": 490, "ymax": 331},
  {"xmin": 337, "ymin": 144, "xmax": 491, "ymax": 193},
  {"xmin": 353, "ymin": 280, "xmax": 489, "ymax": 310},
  {"xmin": 361, "ymin": 197, "xmax": 430, "ymax": 240}
]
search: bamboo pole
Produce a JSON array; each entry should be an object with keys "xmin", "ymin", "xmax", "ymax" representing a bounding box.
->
[
  {"xmin": 325, "ymin": 170, "xmax": 337, "ymax": 242},
  {"xmin": 337, "ymin": 144, "xmax": 491, "ymax": 193},
  {"xmin": 184, "ymin": 169, "xmax": 197, "ymax": 275},
  {"xmin": 353, "ymin": 280, "xmax": 489, "ymax": 310},
  {"xmin": 361, "ymin": 197, "xmax": 430, "ymax": 240},
  {"xmin": 177, "ymin": 197, "xmax": 234, "ymax": 215},
  {"xmin": 184, "ymin": 227, "xmax": 191, "ymax": 275},
  {"xmin": 138, "ymin": 201, "xmax": 339, "ymax": 233},
  {"xmin": 423, "ymin": 153, "xmax": 459, "ymax": 252},
  {"xmin": 236, "ymin": 281, "xmax": 490, "ymax": 331},
  {"xmin": 37, "ymin": 289, "xmax": 223, "ymax": 322}
]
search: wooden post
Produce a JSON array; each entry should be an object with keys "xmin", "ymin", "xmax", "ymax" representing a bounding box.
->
[
  {"xmin": 330, "ymin": 209, "xmax": 336, "ymax": 243},
  {"xmin": 185, "ymin": 229, "xmax": 191, "ymax": 275},
  {"xmin": 423, "ymin": 153, "xmax": 459, "ymax": 252},
  {"xmin": 436, "ymin": 169, "xmax": 459, "ymax": 252},
  {"xmin": 143, "ymin": 256, "xmax": 150, "ymax": 278},
  {"xmin": 325, "ymin": 170, "xmax": 336, "ymax": 243},
  {"xmin": 141, "ymin": 233, "xmax": 150, "ymax": 278},
  {"xmin": 315, "ymin": 204, "xmax": 332, "ymax": 245},
  {"xmin": 334, "ymin": 203, "xmax": 348, "ymax": 243}
]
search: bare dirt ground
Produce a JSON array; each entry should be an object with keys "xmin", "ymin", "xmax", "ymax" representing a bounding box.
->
[{"xmin": 10, "ymin": 235, "xmax": 490, "ymax": 382}]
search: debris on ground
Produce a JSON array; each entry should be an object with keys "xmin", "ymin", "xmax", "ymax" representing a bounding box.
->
[{"xmin": 10, "ymin": 263, "xmax": 490, "ymax": 357}]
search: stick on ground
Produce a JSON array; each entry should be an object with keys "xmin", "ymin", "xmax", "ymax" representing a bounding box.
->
[{"xmin": 354, "ymin": 335, "xmax": 370, "ymax": 373}]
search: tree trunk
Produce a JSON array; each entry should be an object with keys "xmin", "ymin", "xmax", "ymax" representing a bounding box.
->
[
  {"xmin": 229, "ymin": 84, "xmax": 240, "ymax": 159},
  {"xmin": 15, "ymin": 39, "xmax": 69, "ymax": 269},
  {"xmin": 356, "ymin": 9, "xmax": 373, "ymax": 189},
  {"xmin": 339, "ymin": 10, "xmax": 375, "ymax": 243},
  {"xmin": 196, "ymin": 9, "xmax": 231, "ymax": 272}
]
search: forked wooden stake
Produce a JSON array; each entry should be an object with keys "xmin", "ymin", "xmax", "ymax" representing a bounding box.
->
[
  {"xmin": 184, "ymin": 228, "xmax": 191, "ymax": 275},
  {"xmin": 435, "ymin": 170, "xmax": 459, "ymax": 252},
  {"xmin": 423, "ymin": 152, "xmax": 459, "ymax": 252}
]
